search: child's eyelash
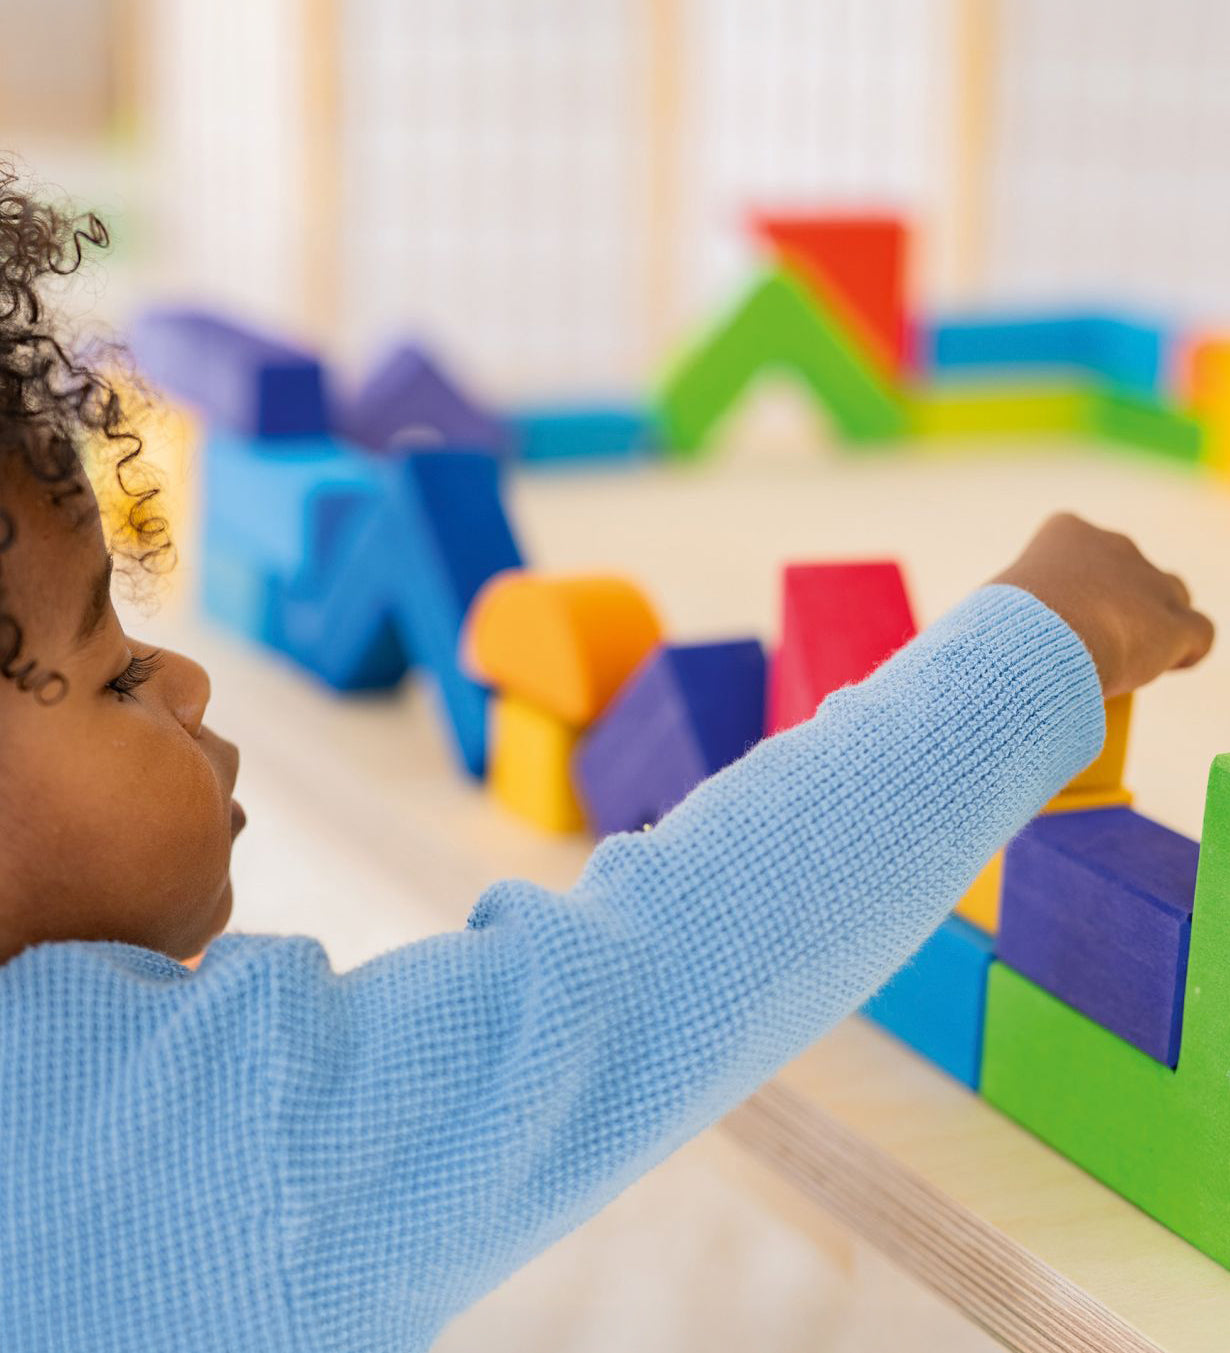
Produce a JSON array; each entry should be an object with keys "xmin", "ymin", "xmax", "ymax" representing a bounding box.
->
[{"xmin": 105, "ymin": 649, "xmax": 165, "ymax": 700}]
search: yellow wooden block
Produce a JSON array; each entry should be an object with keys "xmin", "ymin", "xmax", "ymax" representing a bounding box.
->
[
  {"xmin": 906, "ymin": 385, "xmax": 1093, "ymax": 438},
  {"xmin": 1042, "ymin": 784, "xmax": 1134, "ymax": 815},
  {"xmin": 1044, "ymin": 692, "xmax": 1132, "ymax": 812},
  {"xmin": 489, "ymin": 694, "xmax": 587, "ymax": 834},
  {"xmin": 954, "ymin": 851, "xmax": 1003, "ymax": 933}
]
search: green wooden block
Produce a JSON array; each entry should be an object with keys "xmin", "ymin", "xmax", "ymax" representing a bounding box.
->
[
  {"xmin": 981, "ymin": 754, "xmax": 1230, "ymax": 1269},
  {"xmin": 906, "ymin": 384, "xmax": 1094, "ymax": 438},
  {"xmin": 1091, "ymin": 390, "xmax": 1206, "ymax": 464},
  {"xmin": 655, "ymin": 267, "xmax": 907, "ymax": 456}
]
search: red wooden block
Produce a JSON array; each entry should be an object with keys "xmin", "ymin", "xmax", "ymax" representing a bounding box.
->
[
  {"xmin": 770, "ymin": 561, "xmax": 916, "ymax": 733},
  {"xmin": 751, "ymin": 213, "xmax": 912, "ymax": 377}
]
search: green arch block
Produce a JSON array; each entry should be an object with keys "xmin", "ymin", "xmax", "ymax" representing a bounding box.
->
[{"xmin": 655, "ymin": 267, "xmax": 907, "ymax": 456}]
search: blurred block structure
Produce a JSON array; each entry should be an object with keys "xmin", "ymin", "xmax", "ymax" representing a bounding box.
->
[
  {"xmin": 131, "ymin": 309, "xmax": 329, "ymax": 438},
  {"xmin": 657, "ymin": 268, "xmax": 907, "ymax": 455},
  {"xmin": 335, "ymin": 343, "xmax": 508, "ymax": 454}
]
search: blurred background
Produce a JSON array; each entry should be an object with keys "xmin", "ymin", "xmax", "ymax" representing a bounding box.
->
[
  {"xmin": 6, "ymin": 5, "xmax": 1230, "ymax": 1351},
  {"xmin": 7, "ymin": 0, "xmax": 1230, "ymax": 399}
]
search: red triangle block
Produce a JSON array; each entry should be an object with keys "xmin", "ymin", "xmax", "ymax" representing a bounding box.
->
[
  {"xmin": 752, "ymin": 214, "xmax": 911, "ymax": 377},
  {"xmin": 770, "ymin": 561, "xmax": 917, "ymax": 734}
]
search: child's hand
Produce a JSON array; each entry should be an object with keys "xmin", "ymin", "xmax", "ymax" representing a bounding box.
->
[{"xmin": 991, "ymin": 512, "xmax": 1215, "ymax": 697}]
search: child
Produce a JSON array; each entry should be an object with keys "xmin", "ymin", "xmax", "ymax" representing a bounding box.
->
[{"xmin": 0, "ymin": 170, "xmax": 1215, "ymax": 1353}]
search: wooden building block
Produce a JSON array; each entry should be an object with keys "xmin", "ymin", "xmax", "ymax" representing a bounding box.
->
[
  {"xmin": 998, "ymin": 808, "xmax": 1198, "ymax": 1066},
  {"xmin": 1041, "ymin": 784, "xmax": 1134, "ymax": 814},
  {"xmin": 1043, "ymin": 692, "xmax": 1132, "ymax": 813},
  {"xmin": 335, "ymin": 342, "xmax": 508, "ymax": 454},
  {"xmin": 656, "ymin": 268, "xmax": 907, "ymax": 456},
  {"xmin": 574, "ymin": 640, "xmax": 766, "ymax": 835},
  {"xmin": 953, "ymin": 852, "xmax": 1003, "ymax": 934},
  {"xmin": 751, "ymin": 213, "xmax": 911, "ymax": 376},
  {"xmin": 769, "ymin": 561, "xmax": 916, "ymax": 734},
  {"xmin": 273, "ymin": 450, "xmax": 523, "ymax": 777},
  {"xmin": 907, "ymin": 385, "xmax": 1092, "ymax": 438},
  {"xmin": 981, "ymin": 756, "xmax": 1230, "ymax": 1270},
  {"xmin": 921, "ymin": 311, "xmax": 1165, "ymax": 396},
  {"xmin": 131, "ymin": 308, "xmax": 328, "ymax": 438},
  {"xmin": 510, "ymin": 404, "xmax": 658, "ymax": 464},
  {"xmin": 1090, "ymin": 390, "xmax": 1204, "ymax": 463},
  {"xmin": 489, "ymin": 695, "xmax": 586, "ymax": 834},
  {"xmin": 463, "ymin": 573, "xmax": 664, "ymax": 726},
  {"xmin": 203, "ymin": 433, "xmax": 381, "ymax": 579},
  {"xmin": 861, "ymin": 916, "xmax": 996, "ymax": 1088},
  {"xmin": 1181, "ymin": 335, "xmax": 1230, "ymax": 476},
  {"xmin": 201, "ymin": 433, "xmax": 383, "ymax": 649}
]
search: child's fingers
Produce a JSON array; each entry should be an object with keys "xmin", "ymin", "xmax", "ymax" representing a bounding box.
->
[
  {"xmin": 1171, "ymin": 606, "xmax": 1215, "ymax": 670},
  {"xmin": 1162, "ymin": 571, "xmax": 1192, "ymax": 608}
]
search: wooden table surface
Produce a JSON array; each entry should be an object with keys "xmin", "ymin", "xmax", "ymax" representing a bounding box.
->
[{"xmin": 137, "ymin": 429, "xmax": 1230, "ymax": 1353}]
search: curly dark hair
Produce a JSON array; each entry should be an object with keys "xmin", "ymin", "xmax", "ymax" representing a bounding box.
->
[{"xmin": 0, "ymin": 158, "xmax": 172, "ymax": 706}]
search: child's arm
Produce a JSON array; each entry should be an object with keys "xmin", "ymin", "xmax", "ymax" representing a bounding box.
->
[{"xmin": 249, "ymin": 516, "xmax": 1210, "ymax": 1348}]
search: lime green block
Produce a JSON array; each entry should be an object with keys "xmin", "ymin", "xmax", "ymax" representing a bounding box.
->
[
  {"xmin": 981, "ymin": 754, "xmax": 1230, "ymax": 1269},
  {"xmin": 1091, "ymin": 390, "xmax": 1206, "ymax": 463},
  {"xmin": 656, "ymin": 267, "xmax": 907, "ymax": 457},
  {"xmin": 907, "ymin": 385, "xmax": 1094, "ymax": 438}
]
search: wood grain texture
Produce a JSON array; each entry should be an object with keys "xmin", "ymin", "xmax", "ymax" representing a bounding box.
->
[{"xmin": 722, "ymin": 1080, "xmax": 1162, "ymax": 1353}]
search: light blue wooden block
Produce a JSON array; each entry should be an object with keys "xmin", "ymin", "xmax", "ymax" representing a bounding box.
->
[
  {"xmin": 201, "ymin": 548, "xmax": 276, "ymax": 643},
  {"xmin": 202, "ymin": 432, "xmax": 382, "ymax": 579},
  {"xmin": 861, "ymin": 914, "xmax": 996, "ymax": 1088}
]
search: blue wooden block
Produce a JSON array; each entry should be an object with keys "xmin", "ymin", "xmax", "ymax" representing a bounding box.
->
[
  {"xmin": 336, "ymin": 343, "xmax": 508, "ymax": 455},
  {"xmin": 273, "ymin": 448, "xmax": 523, "ymax": 777},
  {"xmin": 923, "ymin": 312, "xmax": 1085, "ymax": 375},
  {"xmin": 923, "ymin": 310, "xmax": 1165, "ymax": 395},
  {"xmin": 201, "ymin": 548, "xmax": 277, "ymax": 643},
  {"xmin": 574, "ymin": 640, "xmax": 765, "ymax": 835},
  {"xmin": 861, "ymin": 915, "xmax": 996, "ymax": 1088},
  {"xmin": 1080, "ymin": 317, "xmax": 1166, "ymax": 394},
  {"xmin": 202, "ymin": 433, "xmax": 382, "ymax": 579},
  {"xmin": 269, "ymin": 495, "xmax": 414, "ymax": 692},
  {"xmin": 998, "ymin": 808, "xmax": 1198, "ymax": 1067},
  {"xmin": 510, "ymin": 404, "xmax": 658, "ymax": 463},
  {"xmin": 131, "ymin": 308, "xmax": 328, "ymax": 437}
]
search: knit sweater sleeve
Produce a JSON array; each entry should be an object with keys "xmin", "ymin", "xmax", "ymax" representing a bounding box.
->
[{"xmin": 258, "ymin": 583, "xmax": 1104, "ymax": 1350}]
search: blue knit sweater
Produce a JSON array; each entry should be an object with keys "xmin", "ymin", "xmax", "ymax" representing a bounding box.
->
[{"xmin": 0, "ymin": 585, "xmax": 1104, "ymax": 1352}]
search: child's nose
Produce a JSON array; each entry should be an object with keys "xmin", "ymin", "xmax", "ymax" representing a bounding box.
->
[{"xmin": 161, "ymin": 649, "xmax": 211, "ymax": 736}]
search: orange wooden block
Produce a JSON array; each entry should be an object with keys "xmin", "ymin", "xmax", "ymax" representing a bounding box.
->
[
  {"xmin": 463, "ymin": 571, "xmax": 664, "ymax": 725},
  {"xmin": 1183, "ymin": 335, "xmax": 1230, "ymax": 475},
  {"xmin": 751, "ymin": 212, "xmax": 911, "ymax": 377}
]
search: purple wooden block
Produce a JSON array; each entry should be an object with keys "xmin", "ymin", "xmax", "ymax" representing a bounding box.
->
[
  {"xmin": 130, "ymin": 307, "xmax": 328, "ymax": 437},
  {"xmin": 999, "ymin": 808, "xmax": 1198, "ymax": 1067},
  {"xmin": 575, "ymin": 640, "xmax": 765, "ymax": 835},
  {"xmin": 337, "ymin": 344, "xmax": 508, "ymax": 454}
]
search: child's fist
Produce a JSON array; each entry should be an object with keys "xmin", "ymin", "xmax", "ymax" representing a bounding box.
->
[{"xmin": 991, "ymin": 512, "xmax": 1214, "ymax": 697}]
